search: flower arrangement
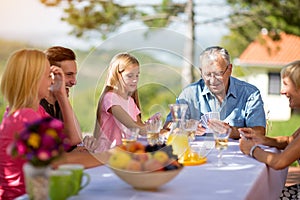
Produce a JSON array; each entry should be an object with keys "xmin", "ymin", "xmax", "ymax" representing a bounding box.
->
[{"xmin": 9, "ymin": 117, "xmax": 70, "ymax": 167}]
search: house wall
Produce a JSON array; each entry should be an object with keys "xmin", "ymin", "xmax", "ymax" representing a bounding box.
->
[{"xmin": 237, "ymin": 68, "xmax": 291, "ymax": 121}]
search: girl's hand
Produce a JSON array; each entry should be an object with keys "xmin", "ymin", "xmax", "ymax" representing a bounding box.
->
[
  {"xmin": 145, "ymin": 117, "xmax": 162, "ymax": 135},
  {"xmin": 83, "ymin": 135, "xmax": 99, "ymax": 153},
  {"xmin": 147, "ymin": 112, "xmax": 162, "ymax": 121}
]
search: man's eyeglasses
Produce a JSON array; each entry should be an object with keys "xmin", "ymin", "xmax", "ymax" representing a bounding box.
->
[{"xmin": 201, "ymin": 65, "xmax": 229, "ymax": 80}]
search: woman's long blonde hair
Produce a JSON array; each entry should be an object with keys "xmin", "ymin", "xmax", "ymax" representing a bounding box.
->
[
  {"xmin": 93, "ymin": 52, "xmax": 141, "ymax": 138},
  {"xmin": 1, "ymin": 49, "xmax": 48, "ymax": 114},
  {"xmin": 281, "ymin": 60, "xmax": 300, "ymax": 89}
]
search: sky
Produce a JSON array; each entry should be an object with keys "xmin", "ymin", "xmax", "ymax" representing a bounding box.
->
[
  {"xmin": 0, "ymin": 0, "xmax": 230, "ymax": 51},
  {"xmin": 0, "ymin": 0, "xmax": 88, "ymax": 49}
]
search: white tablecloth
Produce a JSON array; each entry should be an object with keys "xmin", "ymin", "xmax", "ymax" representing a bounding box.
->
[{"xmin": 68, "ymin": 139, "xmax": 288, "ymax": 200}]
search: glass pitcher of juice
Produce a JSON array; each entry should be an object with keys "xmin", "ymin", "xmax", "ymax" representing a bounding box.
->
[{"xmin": 166, "ymin": 104, "xmax": 189, "ymax": 160}]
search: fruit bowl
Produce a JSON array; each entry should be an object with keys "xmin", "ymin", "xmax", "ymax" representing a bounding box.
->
[
  {"xmin": 106, "ymin": 142, "xmax": 184, "ymax": 190},
  {"xmin": 109, "ymin": 167, "xmax": 183, "ymax": 190}
]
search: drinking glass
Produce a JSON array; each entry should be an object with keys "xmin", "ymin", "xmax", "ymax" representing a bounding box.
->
[
  {"xmin": 209, "ymin": 119, "xmax": 231, "ymax": 167},
  {"xmin": 121, "ymin": 127, "xmax": 139, "ymax": 145},
  {"xmin": 146, "ymin": 119, "xmax": 162, "ymax": 145},
  {"xmin": 183, "ymin": 119, "xmax": 199, "ymax": 143}
]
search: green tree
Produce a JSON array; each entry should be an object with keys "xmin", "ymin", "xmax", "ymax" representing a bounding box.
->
[
  {"xmin": 40, "ymin": 0, "xmax": 223, "ymax": 86},
  {"xmin": 41, "ymin": 0, "xmax": 185, "ymax": 38},
  {"xmin": 40, "ymin": 0, "xmax": 300, "ymax": 81},
  {"xmin": 223, "ymin": 0, "xmax": 300, "ymax": 58}
]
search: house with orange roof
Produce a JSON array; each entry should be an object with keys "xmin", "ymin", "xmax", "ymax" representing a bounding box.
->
[{"xmin": 234, "ymin": 31, "xmax": 300, "ymax": 121}]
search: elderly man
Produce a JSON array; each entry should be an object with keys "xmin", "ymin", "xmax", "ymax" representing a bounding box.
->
[{"xmin": 164, "ymin": 46, "xmax": 266, "ymax": 139}]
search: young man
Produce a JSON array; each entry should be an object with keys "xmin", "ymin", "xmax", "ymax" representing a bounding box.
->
[
  {"xmin": 40, "ymin": 46, "xmax": 77, "ymax": 120},
  {"xmin": 40, "ymin": 46, "xmax": 81, "ymax": 148}
]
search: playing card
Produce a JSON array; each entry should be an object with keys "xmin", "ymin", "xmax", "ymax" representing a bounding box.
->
[
  {"xmin": 201, "ymin": 115, "xmax": 208, "ymax": 128},
  {"xmin": 208, "ymin": 112, "xmax": 220, "ymax": 120},
  {"xmin": 200, "ymin": 112, "xmax": 220, "ymax": 131}
]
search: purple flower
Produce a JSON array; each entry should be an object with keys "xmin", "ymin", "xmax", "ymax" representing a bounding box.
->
[
  {"xmin": 41, "ymin": 132, "xmax": 57, "ymax": 148},
  {"xmin": 8, "ymin": 117, "xmax": 70, "ymax": 166}
]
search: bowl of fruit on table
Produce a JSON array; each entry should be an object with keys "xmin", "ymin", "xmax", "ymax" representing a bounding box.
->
[{"xmin": 107, "ymin": 142, "xmax": 183, "ymax": 190}]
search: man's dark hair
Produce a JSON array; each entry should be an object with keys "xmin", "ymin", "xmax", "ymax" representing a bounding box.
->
[{"xmin": 45, "ymin": 46, "xmax": 76, "ymax": 66}]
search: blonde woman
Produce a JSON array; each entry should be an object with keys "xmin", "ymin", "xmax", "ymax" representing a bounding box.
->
[
  {"xmin": 92, "ymin": 53, "xmax": 147, "ymax": 152},
  {"xmin": 239, "ymin": 60, "xmax": 300, "ymax": 199},
  {"xmin": 0, "ymin": 49, "xmax": 81, "ymax": 199}
]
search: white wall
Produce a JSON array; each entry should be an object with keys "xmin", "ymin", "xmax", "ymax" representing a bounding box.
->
[{"xmin": 238, "ymin": 68, "xmax": 291, "ymax": 121}]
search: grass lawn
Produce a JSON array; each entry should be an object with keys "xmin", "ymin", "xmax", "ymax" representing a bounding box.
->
[{"xmin": 268, "ymin": 113, "xmax": 300, "ymax": 137}]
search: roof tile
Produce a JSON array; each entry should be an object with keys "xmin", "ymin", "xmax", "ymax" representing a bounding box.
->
[{"xmin": 238, "ymin": 32, "xmax": 300, "ymax": 66}]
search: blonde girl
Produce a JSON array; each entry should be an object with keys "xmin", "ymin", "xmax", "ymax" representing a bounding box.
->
[{"xmin": 93, "ymin": 52, "xmax": 146, "ymax": 152}]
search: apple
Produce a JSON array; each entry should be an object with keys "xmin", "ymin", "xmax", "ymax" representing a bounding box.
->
[
  {"xmin": 126, "ymin": 160, "xmax": 142, "ymax": 171},
  {"xmin": 153, "ymin": 151, "xmax": 169, "ymax": 164},
  {"xmin": 144, "ymin": 158, "xmax": 164, "ymax": 172},
  {"xmin": 133, "ymin": 151, "xmax": 151, "ymax": 163},
  {"xmin": 108, "ymin": 150, "xmax": 131, "ymax": 169}
]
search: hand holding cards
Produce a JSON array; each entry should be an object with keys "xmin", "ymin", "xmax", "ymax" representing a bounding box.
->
[{"xmin": 200, "ymin": 112, "xmax": 220, "ymax": 133}]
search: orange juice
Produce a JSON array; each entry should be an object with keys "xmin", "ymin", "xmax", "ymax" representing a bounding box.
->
[{"xmin": 177, "ymin": 145, "xmax": 207, "ymax": 166}]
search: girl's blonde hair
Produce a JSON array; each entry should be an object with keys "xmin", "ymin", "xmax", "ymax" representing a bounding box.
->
[
  {"xmin": 281, "ymin": 60, "xmax": 300, "ymax": 89},
  {"xmin": 94, "ymin": 52, "xmax": 141, "ymax": 138},
  {"xmin": 1, "ymin": 49, "xmax": 48, "ymax": 114}
]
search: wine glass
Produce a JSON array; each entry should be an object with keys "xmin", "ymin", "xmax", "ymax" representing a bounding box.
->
[
  {"xmin": 183, "ymin": 119, "xmax": 199, "ymax": 143},
  {"xmin": 209, "ymin": 119, "xmax": 232, "ymax": 167}
]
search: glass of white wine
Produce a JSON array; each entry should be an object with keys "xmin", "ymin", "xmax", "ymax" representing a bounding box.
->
[
  {"xmin": 209, "ymin": 119, "xmax": 232, "ymax": 167},
  {"xmin": 183, "ymin": 119, "xmax": 199, "ymax": 143}
]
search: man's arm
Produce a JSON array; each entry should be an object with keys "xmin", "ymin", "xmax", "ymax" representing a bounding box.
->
[{"xmin": 51, "ymin": 66, "xmax": 82, "ymax": 145}]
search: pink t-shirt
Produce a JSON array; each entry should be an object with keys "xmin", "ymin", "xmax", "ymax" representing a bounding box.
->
[
  {"xmin": 0, "ymin": 106, "xmax": 49, "ymax": 200},
  {"xmin": 95, "ymin": 92, "xmax": 140, "ymax": 152}
]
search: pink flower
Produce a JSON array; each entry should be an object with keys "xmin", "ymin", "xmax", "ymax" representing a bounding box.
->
[
  {"xmin": 16, "ymin": 141, "xmax": 27, "ymax": 155},
  {"xmin": 37, "ymin": 150, "xmax": 51, "ymax": 161},
  {"xmin": 8, "ymin": 117, "xmax": 70, "ymax": 166}
]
